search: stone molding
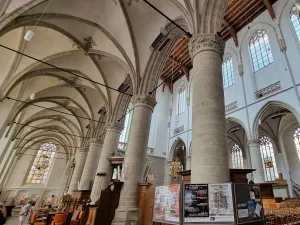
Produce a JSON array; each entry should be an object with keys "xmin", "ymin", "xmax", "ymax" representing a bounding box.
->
[
  {"xmin": 79, "ymin": 147, "xmax": 89, "ymax": 153},
  {"xmin": 189, "ymin": 34, "xmax": 225, "ymax": 59},
  {"xmin": 90, "ymin": 138, "xmax": 103, "ymax": 145},
  {"xmin": 106, "ymin": 122, "xmax": 124, "ymax": 133},
  {"xmin": 225, "ymin": 101, "xmax": 238, "ymax": 113},
  {"xmin": 255, "ymin": 81, "xmax": 281, "ymax": 99},
  {"xmin": 247, "ymin": 139, "xmax": 260, "ymax": 147},
  {"xmin": 131, "ymin": 95, "xmax": 157, "ymax": 110}
]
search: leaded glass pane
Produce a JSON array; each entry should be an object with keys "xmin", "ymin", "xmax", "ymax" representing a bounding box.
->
[
  {"xmin": 260, "ymin": 136, "xmax": 278, "ymax": 181},
  {"xmin": 293, "ymin": 128, "xmax": 300, "ymax": 162},
  {"xmin": 26, "ymin": 142, "xmax": 56, "ymax": 184},
  {"xmin": 249, "ymin": 30, "xmax": 273, "ymax": 72},
  {"xmin": 290, "ymin": 3, "xmax": 300, "ymax": 43},
  {"xmin": 178, "ymin": 87, "xmax": 186, "ymax": 115},
  {"xmin": 231, "ymin": 144, "xmax": 244, "ymax": 169},
  {"xmin": 119, "ymin": 104, "xmax": 133, "ymax": 143},
  {"xmin": 222, "ymin": 54, "xmax": 234, "ymax": 88}
]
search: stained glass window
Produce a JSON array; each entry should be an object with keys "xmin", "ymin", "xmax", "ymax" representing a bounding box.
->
[
  {"xmin": 178, "ymin": 87, "xmax": 186, "ymax": 115},
  {"xmin": 222, "ymin": 54, "xmax": 234, "ymax": 88},
  {"xmin": 249, "ymin": 30, "xmax": 273, "ymax": 72},
  {"xmin": 231, "ymin": 144, "xmax": 244, "ymax": 169},
  {"xmin": 26, "ymin": 143, "xmax": 56, "ymax": 184},
  {"xmin": 293, "ymin": 128, "xmax": 300, "ymax": 161},
  {"xmin": 260, "ymin": 136, "xmax": 278, "ymax": 181},
  {"xmin": 119, "ymin": 104, "xmax": 133, "ymax": 143},
  {"xmin": 290, "ymin": 3, "xmax": 300, "ymax": 42}
]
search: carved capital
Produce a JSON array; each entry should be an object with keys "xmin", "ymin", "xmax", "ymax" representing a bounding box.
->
[
  {"xmin": 79, "ymin": 147, "xmax": 89, "ymax": 153},
  {"xmin": 247, "ymin": 139, "xmax": 260, "ymax": 147},
  {"xmin": 90, "ymin": 138, "xmax": 103, "ymax": 145},
  {"xmin": 106, "ymin": 122, "xmax": 124, "ymax": 133},
  {"xmin": 131, "ymin": 95, "xmax": 156, "ymax": 110},
  {"xmin": 189, "ymin": 33, "xmax": 225, "ymax": 59}
]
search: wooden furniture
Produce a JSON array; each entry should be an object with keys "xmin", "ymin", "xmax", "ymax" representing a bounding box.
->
[
  {"xmin": 5, "ymin": 205, "xmax": 14, "ymax": 217},
  {"xmin": 230, "ymin": 169, "xmax": 255, "ymax": 183},
  {"xmin": 138, "ymin": 183, "xmax": 154, "ymax": 225},
  {"xmin": 50, "ymin": 213, "xmax": 68, "ymax": 225},
  {"xmin": 177, "ymin": 169, "xmax": 255, "ymax": 184}
]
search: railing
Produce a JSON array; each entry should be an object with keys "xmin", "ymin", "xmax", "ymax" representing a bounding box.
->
[
  {"xmin": 291, "ymin": 179, "xmax": 300, "ymax": 197},
  {"xmin": 117, "ymin": 142, "xmax": 154, "ymax": 156}
]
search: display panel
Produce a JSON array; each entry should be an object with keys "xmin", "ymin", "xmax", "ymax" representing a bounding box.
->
[{"xmin": 153, "ymin": 184, "xmax": 180, "ymax": 224}]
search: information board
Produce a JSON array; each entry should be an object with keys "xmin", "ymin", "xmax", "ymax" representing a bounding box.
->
[
  {"xmin": 153, "ymin": 184, "xmax": 180, "ymax": 224},
  {"xmin": 183, "ymin": 183, "xmax": 235, "ymax": 223},
  {"xmin": 184, "ymin": 184, "xmax": 209, "ymax": 223},
  {"xmin": 235, "ymin": 184, "xmax": 264, "ymax": 224}
]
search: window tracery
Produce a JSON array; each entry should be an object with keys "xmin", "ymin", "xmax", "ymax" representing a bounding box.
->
[
  {"xmin": 178, "ymin": 86, "xmax": 186, "ymax": 115},
  {"xmin": 231, "ymin": 144, "xmax": 244, "ymax": 169},
  {"xmin": 119, "ymin": 104, "xmax": 133, "ymax": 144},
  {"xmin": 26, "ymin": 143, "xmax": 56, "ymax": 184},
  {"xmin": 260, "ymin": 136, "xmax": 278, "ymax": 181},
  {"xmin": 222, "ymin": 54, "xmax": 234, "ymax": 88},
  {"xmin": 293, "ymin": 128, "xmax": 300, "ymax": 161},
  {"xmin": 290, "ymin": 3, "xmax": 300, "ymax": 43},
  {"xmin": 249, "ymin": 30, "xmax": 273, "ymax": 72}
]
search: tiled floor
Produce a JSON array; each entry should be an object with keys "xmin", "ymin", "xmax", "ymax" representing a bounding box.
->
[{"xmin": 5, "ymin": 216, "xmax": 24, "ymax": 225}]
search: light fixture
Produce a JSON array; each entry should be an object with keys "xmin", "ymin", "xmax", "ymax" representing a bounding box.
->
[
  {"xmin": 24, "ymin": 0, "xmax": 54, "ymax": 41},
  {"xmin": 258, "ymin": 119, "xmax": 262, "ymax": 125},
  {"xmin": 30, "ymin": 93, "xmax": 36, "ymax": 100},
  {"xmin": 24, "ymin": 30, "xmax": 34, "ymax": 41},
  {"xmin": 169, "ymin": 161, "xmax": 183, "ymax": 178}
]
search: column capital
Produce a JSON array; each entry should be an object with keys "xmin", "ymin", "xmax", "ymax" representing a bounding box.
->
[
  {"xmin": 106, "ymin": 122, "xmax": 124, "ymax": 133},
  {"xmin": 247, "ymin": 139, "xmax": 260, "ymax": 147},
  {"xmin": 90, "ymin": 138, "xmax": 103, "ymax": 145},
  {"xmin": 79, "ymin": 147, "xmax": 89, "ymax": 153},
  {"xmin": 189, "ymin": 33, "xmax": 225, "ymax": 59},
  {"xmin": 131, "ymin": 94, "xmax": 156, "ymax": 110}
]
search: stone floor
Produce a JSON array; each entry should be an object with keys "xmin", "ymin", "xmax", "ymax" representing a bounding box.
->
[{"xmin": 5, "ymin": 216, "xmax": 23, "ymax": 225}]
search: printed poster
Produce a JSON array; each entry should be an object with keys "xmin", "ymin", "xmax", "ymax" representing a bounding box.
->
[
  {"xmin": 184, "ymin": 184, "xmax": 209, "ymax": 223},
  {"xmin": 153, "ymin": 184, "xmax": 180, "ymax": 224},
  {"xmin": 208, "ymin": 183, "xmax": 234, "ymax": 222}
]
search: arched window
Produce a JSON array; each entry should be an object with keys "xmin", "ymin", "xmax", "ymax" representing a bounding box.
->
[
  {"xmin": 178, "ymin": 86, "xmax": 186, "ymax": 115},
  {"xmin": 26, "ymin": 143, "xmax": 56, "ymax": 184},
  {"xmin": 290, "ymin": 3, "xmax": 300, "ymax": 42},
  {"xmin": 231, "ymin": 144, "xmax": 244, "ymax": 169},
  {"xmin": 222, "ymin": 54, "xmax": 234, "ymax": 88},
  {"xmin": 260, "ymin": 136, "xmax": 278, "ymax": 181},
  {"xmin": 293, "ymin": 128, "xmax": 300, "ymax": 161},
  {"xmin": 119, "ymin": 104, "xmax": 133, "ymax": 143},
  {"xmin": 249, "ymin": 30, "xmax": 273, "ymax": 72}
]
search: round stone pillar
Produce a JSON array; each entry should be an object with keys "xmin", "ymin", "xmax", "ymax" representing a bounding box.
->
[
  {"xmin": 79, "ymin": 138, "xmax": 103, "ymax": 190},
  {"xmin": 186, "ymin": 156, "xmax": 191, "ymax": 170},
  {"xmin": 112, "ymin": 95, "xmax": 156, "ymax": 225},
  {"xmin": 90, "ymin": 122, "xmax": 123, "ymax": 204},
  {"xmin": 189, "ymin": 34, "xmax": 230, "ymax": 183},
  {"xmin": 68, "ymin": 147, "xmax": 88, "ymax": 193},
  {"xmin": 248, "ymin": 139, "xmax": 265, "ymax": 183}
]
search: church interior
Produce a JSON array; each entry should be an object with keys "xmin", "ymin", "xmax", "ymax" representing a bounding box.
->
[{"xmin": 1, "ymin": 0, "xmax": 300, "ymax": 225}]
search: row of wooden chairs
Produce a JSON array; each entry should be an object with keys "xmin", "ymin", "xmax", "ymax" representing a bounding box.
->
[
  {"xmin": 265, "ymin": 207, "xmax": 300, "ymax": 225},
  {"xmin": 30, "ymin": 210, "xmax": 83, "ymax": 225}
]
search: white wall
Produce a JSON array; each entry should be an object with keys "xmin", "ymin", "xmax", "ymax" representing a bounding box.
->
[{"xmin": 159, "ymin": 0, "xmax": 300, "ymax": 188}]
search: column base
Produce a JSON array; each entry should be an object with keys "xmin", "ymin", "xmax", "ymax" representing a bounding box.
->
[{"xmin": 111, "ymin": 208, "xmax": 138, "ymax": 225}]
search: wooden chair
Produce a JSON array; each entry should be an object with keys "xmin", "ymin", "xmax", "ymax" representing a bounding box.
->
[
  {"xmin": 50, "ymin": 213, "xmax": 68, "ymax": 225},
  {"xmin": 33, "ymin": 223, "xmax": 46, "ymax": 225},
  {"xmin": 30, "ymin": 213, "xmax": 36, "ymax": 225},
  {"xmin": 70, "ymin": 211, "xmax": 83, "ymax": 225}
]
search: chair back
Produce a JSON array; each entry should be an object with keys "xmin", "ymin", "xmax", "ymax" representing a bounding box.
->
[
  {"xmin": 30, "ymin": 213, "xmax": 36, "ymax": 224},
  {"xmin": 78, "ymin": 211, "xmax": 84, "ymax": 220},
  {"xmin": 53, "ymin": 213, "xmax": 68, "ymax": 223},
  {"xmin": 69, "ymin": 221, "xmax": 80, "ymax": 225},
  {"xmin": 33, "ymin": 223, "xmax": 46, "ymax": 225}
]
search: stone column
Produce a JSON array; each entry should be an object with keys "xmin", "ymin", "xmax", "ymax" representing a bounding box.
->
[
  {"xmin": 248, "ymin": 139, "xmax": 265, "ymax": 183},
  {"xmin": 79, "ymin": 138, "xmax": 103, "ymax": 190},
  {"xmin": 68, "ymin": 147, "xmax": 88, "ymax": 193},
  {"xmin": 164, "ymin": 161, "xmax": 172, "ymax": 185},
  {"xmin": 112, "ymin": 95, "xmax": 156, "ymax": 225},
  {"xmin": 189, "ymin": 34, "xmax": 230, "ymax": 183},
  {"xmin": 186, "ymin": 156, "xmax": 191, "ymax": 170},
  {"xmin": 90, "ymin": 122, "xmax": 123, "ymax": 204}
]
